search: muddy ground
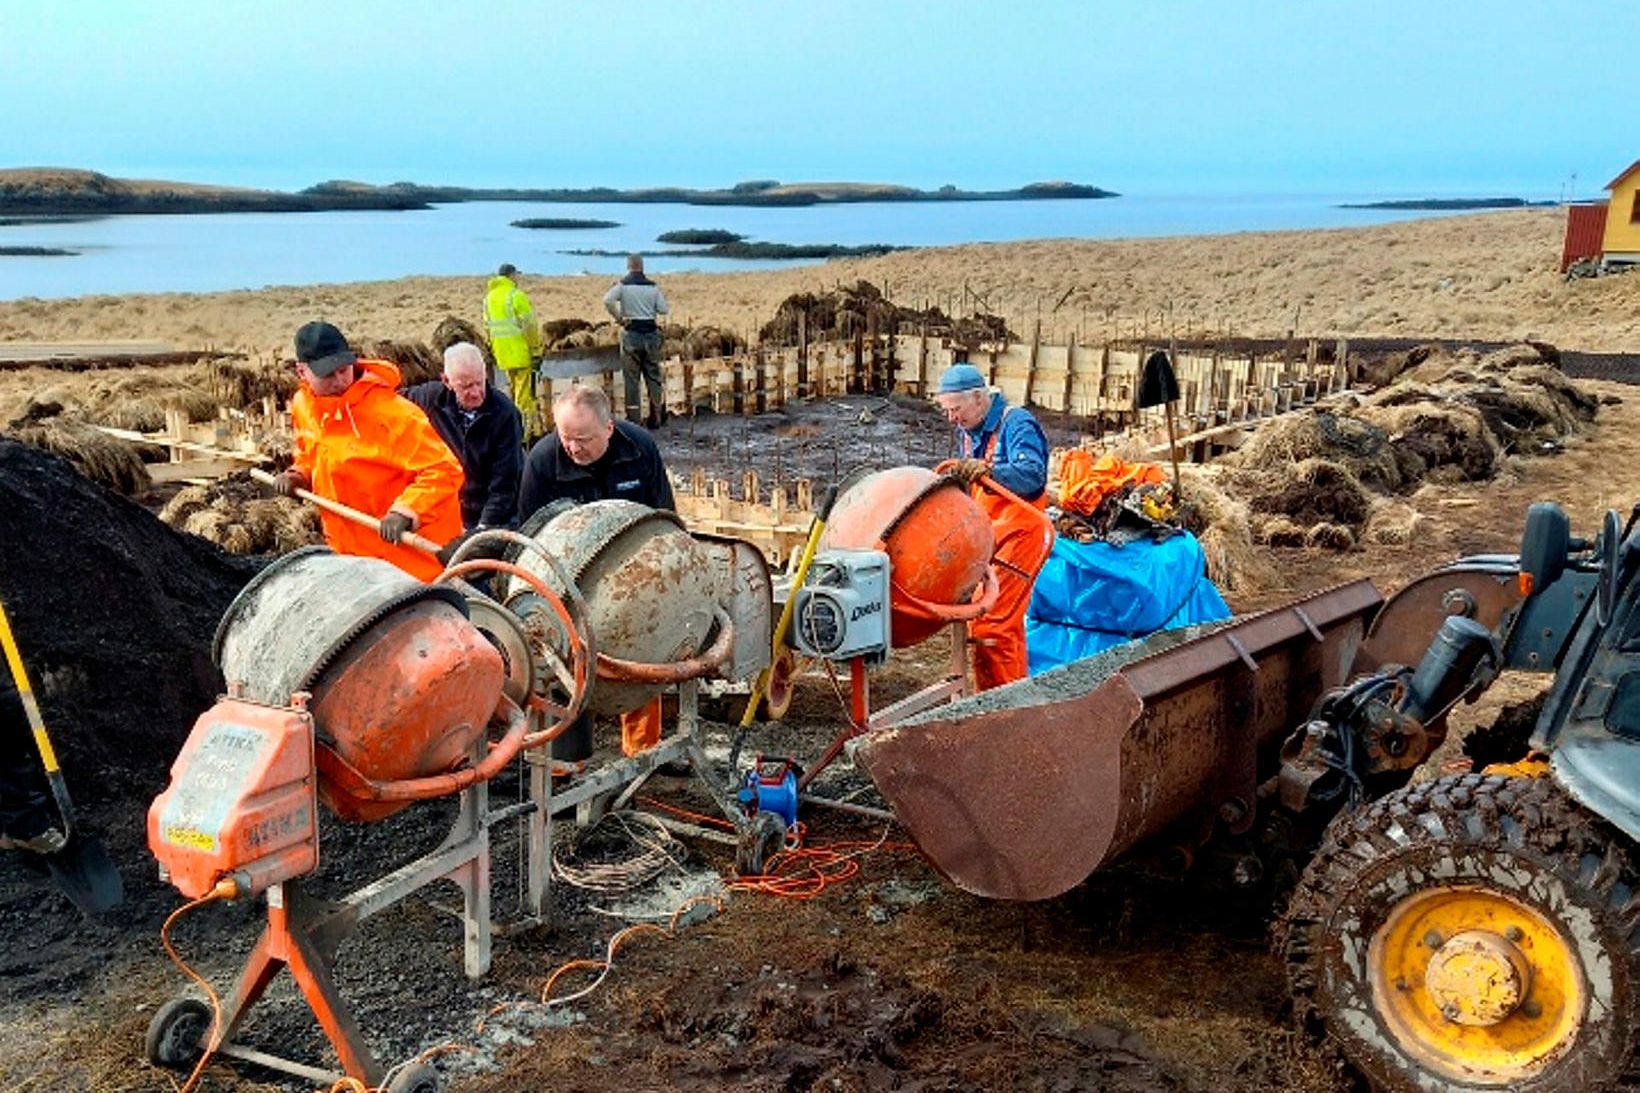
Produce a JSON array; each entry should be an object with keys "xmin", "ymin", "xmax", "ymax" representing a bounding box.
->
[
  {"xmin": 4, "ymin": 368, "xmax": 1639, "ymax": 1093},
  {"xmin": 658, "ymin": 390, "xmax": 1088, "ymax": 502}
]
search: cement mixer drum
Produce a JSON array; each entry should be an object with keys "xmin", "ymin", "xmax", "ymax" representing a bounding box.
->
[
  {"xmin": 214, "ymin": 548, "xmax": 506, "ymax": 822},
  {"xmin": 821, "ymin": 466, "xmax": 994, "ymax": 648},
  {"xmin": 508, "ymin": 500, "xmax": 719, "ymax": 716}
]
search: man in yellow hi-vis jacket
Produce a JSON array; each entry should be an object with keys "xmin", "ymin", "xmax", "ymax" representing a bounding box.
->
[{"xmin": 483, "ymin": 263, "xmax": 543, "ymax": 436}]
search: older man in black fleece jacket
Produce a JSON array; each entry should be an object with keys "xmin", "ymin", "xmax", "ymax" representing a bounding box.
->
[
  {"xmin": 516, "ymin": 383, "xmax": 674, "ymax": 518},
  {"xmin": 516, "ymin": 382, "xmax": 678, "ymax": 769},
  {"xmin": 404, "ymin": 342, "xmax": 524, "ymax": 531}
]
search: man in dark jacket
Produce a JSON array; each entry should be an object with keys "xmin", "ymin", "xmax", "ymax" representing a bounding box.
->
[
  {"xmin": 518, "ymin": 383, "xmax": 674, "ymax": 517},
  {"xmin": 518, "ymin": 383, "xmax": 677, "ymax": 767},
  {"xmin": 405, "ymin": 342, "xmax": 524, "ymax": 531}
]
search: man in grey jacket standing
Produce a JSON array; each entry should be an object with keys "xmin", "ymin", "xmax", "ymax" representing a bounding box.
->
[{"xmin": 602, "ymin": 254, "xmax": 671, "ymax": 429}]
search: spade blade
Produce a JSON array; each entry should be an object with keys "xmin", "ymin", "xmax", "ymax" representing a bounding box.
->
[
  {"xmin": 44, "ymin": 831, "xmax": 124, "ymax": 917},
  {"xmin": 1137, "ymin": 350, "xmax": 1181, "ymax": 409}
]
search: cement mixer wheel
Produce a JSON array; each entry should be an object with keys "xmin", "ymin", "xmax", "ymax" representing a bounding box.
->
[
  {"xmin": 385, "ymin": 1060, "xmax": 444, "ymax": 1093},
  {"xmin": 1280, "ymin": 774, "xmax": 1640, "ymax": 1093},
  {"xmin": 145, "ymin": 996, "xmax": 211, "ymax": 1069}
]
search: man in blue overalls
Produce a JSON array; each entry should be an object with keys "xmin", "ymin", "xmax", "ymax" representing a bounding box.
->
[{"xmin": 934, "ymin": 363, "xmax": 1053, "ymax": 689}]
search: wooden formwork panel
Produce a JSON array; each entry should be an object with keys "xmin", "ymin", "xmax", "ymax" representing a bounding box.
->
[{"xmin": 584, "ymin": 336, "xmax": 1348, "ymax": 445}]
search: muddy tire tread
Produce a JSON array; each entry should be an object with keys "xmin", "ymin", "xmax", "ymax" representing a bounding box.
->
[{"xmin": 1278, "ymin": 773, "xmax": 1640, "ymax": 1093}]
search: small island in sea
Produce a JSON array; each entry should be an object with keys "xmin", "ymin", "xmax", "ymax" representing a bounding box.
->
[
  {"xmin": 1338, "ymin": 197, "xmax": 1555, "ymax": 211},
  {"xmin": 511, "ymin": 218, "xmax": 621, "ymax": 229},
  {"xmin": 657, "ymin": 229, "xmax": 744, "ymax": 245},
  {"xmin": 0, "ymin": 168, "xmax": 1119, "ymax": 216}
]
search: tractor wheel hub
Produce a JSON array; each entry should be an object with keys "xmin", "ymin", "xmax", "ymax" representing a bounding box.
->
[{"xmin": 1425, "ymin": 929, "xmax": 1529, "ymax": 1026}]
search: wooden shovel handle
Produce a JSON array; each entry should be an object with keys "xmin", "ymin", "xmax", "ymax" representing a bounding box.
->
[{"xmin": 250, "ymin": 468, "xmax": 443, "ymax": 556}]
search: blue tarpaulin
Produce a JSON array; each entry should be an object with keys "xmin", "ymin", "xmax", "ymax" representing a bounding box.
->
[{"xmin": 1025, "ymin": 531, "xmax": 1231, "ymax": 673}]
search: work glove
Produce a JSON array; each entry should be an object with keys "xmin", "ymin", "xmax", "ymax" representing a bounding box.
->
[
  {"xmin": 272, "ymin": 468, "xmax": 310, "ymax": 497},
  {"xmin": 435, "ymin": 530, "xmax": 474, "ymax": 566},
  {"xmin": 948, "ymin": 458, "xmax": 991, "ymax": 486},
  {"xmin": 379, "ymin": 511, "xmax": 415, "ymax": 545}
]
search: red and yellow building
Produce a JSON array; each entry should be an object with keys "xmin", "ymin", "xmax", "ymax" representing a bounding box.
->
[{"xmin": 1561, "ymin": 159, "xmax": 1640, "ymax": 272}]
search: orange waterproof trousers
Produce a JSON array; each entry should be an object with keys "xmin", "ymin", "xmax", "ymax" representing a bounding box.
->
[
  {"xmin": 970, "ymin": 560, "xmax": 1038, "ymax": 690},
  {"xmin": 967, "ymin": 477, "xmax": 1053, "ymax": 691}
]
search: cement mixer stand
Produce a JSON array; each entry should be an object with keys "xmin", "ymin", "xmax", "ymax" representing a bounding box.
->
[
  {"xmin": 148, "ymin": 688, "xmax": 737, "ymax": 1092},
  {"xmin": 799, "ymin": 624, "xmax": 972, "ymax": 799},
  {"xmin": 146, "ymin": 534, "xmax": 771, "ymax": 1090},
  {"xmin": 520, "ymin": 680, "xmax": 742, "ymax": 919},
  {"xmin": 146, "ymin": 702, "xmax": 520, "ymax": 1092}
]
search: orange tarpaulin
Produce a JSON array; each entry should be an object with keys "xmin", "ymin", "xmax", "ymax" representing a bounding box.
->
[{"xmin": 1056, "ymin": 451, "xmax": 1166, "ymax": 516}]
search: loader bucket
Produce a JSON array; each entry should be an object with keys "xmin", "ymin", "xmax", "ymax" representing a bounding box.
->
[{"xmin": 853, "ymin": 580, "xmax": 1383, "ymax": 901}]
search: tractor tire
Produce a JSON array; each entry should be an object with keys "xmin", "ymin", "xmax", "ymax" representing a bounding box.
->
[{"xmin": 1280, "ymin": 773, "xmax": 1640, "ymax": 1093}]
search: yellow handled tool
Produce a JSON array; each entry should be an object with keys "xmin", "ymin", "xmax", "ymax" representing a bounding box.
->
[
  {"xmin": 0, "ymin": 593, "xmax": 74, "ymax": 832},
  {"xmin": 738, "ymin": 484, "xmax": 839, "ymax": 729},
  {"xmin": 0, "ymin": 590, "xmax": 124, "ymax": 914}
]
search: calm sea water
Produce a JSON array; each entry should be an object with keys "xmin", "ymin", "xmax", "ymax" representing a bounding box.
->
[{"xmin": 0, "ymin": 194, "xmax": 1534, "ymax": 302}]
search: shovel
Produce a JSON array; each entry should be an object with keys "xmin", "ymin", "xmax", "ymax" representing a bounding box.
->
[
  {"xmin": 1138, "ymin": 349, "xmax": 1184, "ymax": 499},
  {"xmin": 0, "ymin": 592, "xmax": 124, "ymax": 917},
  {"xmin": 251, "ymin": 468, "xmax": 443, "ymax": 556},
  {"xmin": 737, "ymin": 484, "xmax": 839, "ymax": 732}
]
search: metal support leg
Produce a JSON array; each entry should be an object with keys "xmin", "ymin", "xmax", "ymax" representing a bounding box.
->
[
  {"xmin": 204, "ymin": 883, "xmax": 383, "ymax": 1087},
  {"xmin": 525, "ymin": 748, "xmax": 551, "ymax": 924},
  {"xmin": 446, "ymin": 772, "xmax": 491, "ymax": 979},
  {"xmin": 949, "ymin": 621, "xmax": 971, "ymax": 696}
]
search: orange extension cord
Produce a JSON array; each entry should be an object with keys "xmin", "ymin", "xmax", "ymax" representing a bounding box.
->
[
  {"xmin": 326, "ymin": 800, "xmax": 915, "ymax": 1090},
  {"xmin": 638, "ymin": 795, "xmax": 915, "ymax": 898},
  {"xmin": 531, "ymin": 799, "xmax": 914, "ymax": 1009},
  {"xmin": 157, "ymin": 882, "xmax": 237, "ymax": 1093},
  {"xmin": 538, "ymin": 893, "xmax": 727, "ymax": 1007}
]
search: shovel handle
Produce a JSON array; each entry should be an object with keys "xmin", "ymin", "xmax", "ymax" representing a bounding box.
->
[
  {"xmin": 251, "ymin": 468, "xmax": 443, "ymax": 556},
  {"xmin": 738, "ymin": 485, "xmax": 838, "ymax": 728},
  {"xmin": 0, "ymin": 592, "xmax": 77, "ymax": 835}
]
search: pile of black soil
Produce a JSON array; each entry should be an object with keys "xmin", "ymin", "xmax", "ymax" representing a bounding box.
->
[
  {"xmin": 0, "ymin": 438, "xmax": 262, "ymax": 800},
  {"xmin": 1462, "ymin": 693, "xmax": 1549, "ymax": 770}
]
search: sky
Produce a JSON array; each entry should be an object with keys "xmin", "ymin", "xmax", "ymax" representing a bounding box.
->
[{"xmin": 0, "ymin": 0, "xmax": 1631, "ymax": 197}]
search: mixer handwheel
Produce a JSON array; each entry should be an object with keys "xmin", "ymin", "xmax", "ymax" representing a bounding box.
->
[{"xmin": 145, "ymin": 996, "xmax": 211, "ymax": 1069}]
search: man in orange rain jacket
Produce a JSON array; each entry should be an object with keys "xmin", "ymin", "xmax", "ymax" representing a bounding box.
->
[
  {"xmin": 274, "ymin": 321, "xmax": 465, "ymax": 581},
  {"xmin": 934, "ymin": 363, "xmax": 1054, "ymax": 690}
]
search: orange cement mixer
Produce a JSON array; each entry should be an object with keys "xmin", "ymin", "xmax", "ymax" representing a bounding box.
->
[
  {"xmin": 203, "ymin": 548, "xmax": 512, "ymax": 823},
  {"xmin": 819, "ymin": 466, "xmax": 998, "ymax": 648}
]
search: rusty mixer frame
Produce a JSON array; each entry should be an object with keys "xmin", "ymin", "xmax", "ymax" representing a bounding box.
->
[{"xmin": 146, "ymin": 526, "xmax": 772, "ymax": 1091}]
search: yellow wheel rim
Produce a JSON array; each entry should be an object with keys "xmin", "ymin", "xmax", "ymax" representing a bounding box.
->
[{"xmin": 1367, "ymin": 885, "xmax": 1585, "ymax": 1084}]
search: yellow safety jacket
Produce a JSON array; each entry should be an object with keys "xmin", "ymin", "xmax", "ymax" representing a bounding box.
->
[{"xmin": 483, "ymin": 275, "xmax": 541, "ymax": 374}]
